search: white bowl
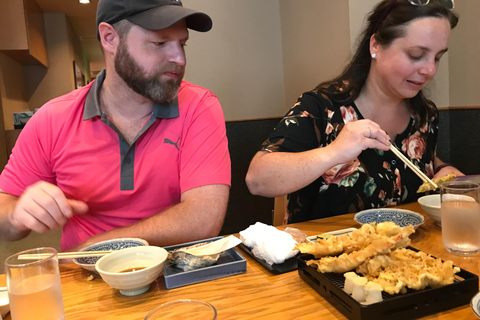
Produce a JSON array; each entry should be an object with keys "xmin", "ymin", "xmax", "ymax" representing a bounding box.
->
[
  {"xmin": 354, "ymin": 208, "xmax": 425, "ymax": 229},
  {"xmin": 472, "ymin": 291, "xmax": 480, "ymax": 319},
  {"xmin": 0, "ymin": 289, "xmax": 9, "ymax": 318},
  {"xmin": 73, "ymin": 238, "xmax": 148, "ymax": 272},
  {"xmin": 418, "ymin": 194, "xmax": 441, "ymax": 227},
  {"xmin": 95, "ymin": 246, "xmax": 168, "ymax": 296}
]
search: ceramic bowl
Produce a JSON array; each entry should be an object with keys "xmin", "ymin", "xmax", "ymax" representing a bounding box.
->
[
  {"xmin": 472, "ymin": 291, "xmax": 480, "ymax": 319},
  {"xmin": 418, "ymin": 194, "xmax": 441, "ymax": 227},
  {"xmin": 0, "ymin": 289, "xmax": 9, "ymax": 318},
  {"xmin": 354, "ymin": 208, "xmax": 425, "ymax": 229},
  {"xmin": 73, "ymin": 238, "xmax": 148, "ymax": 272},
  {"xmin": 95, "ymin": 246, "xmax": 168, "ymax": 296}
]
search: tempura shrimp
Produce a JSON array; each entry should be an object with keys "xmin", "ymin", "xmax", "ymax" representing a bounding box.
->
[{"xmin": 307, "ymin": 233, "xmax": 406, "ymax": 273}]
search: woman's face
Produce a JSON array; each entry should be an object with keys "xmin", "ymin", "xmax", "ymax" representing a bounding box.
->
[{"xmin": 371, "ymin": 17, "xmax": 451, "ymax": 100}]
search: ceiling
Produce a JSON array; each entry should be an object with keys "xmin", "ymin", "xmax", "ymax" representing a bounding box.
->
[{"xmin": 35, "ymin": 0, "xmax": 104, "ymax": 75}]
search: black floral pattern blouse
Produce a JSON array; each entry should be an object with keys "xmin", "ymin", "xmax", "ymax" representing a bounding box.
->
[{"xmin": 261, "ymin": 90, "xmax": 437, "ymax": 223}]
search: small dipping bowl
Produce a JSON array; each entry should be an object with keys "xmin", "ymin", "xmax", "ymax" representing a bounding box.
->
[
  {"xmin": 418, "ymin": 194, "xmax": 441, "ymax": 227},
  {"xmin": 95, "ymin": 246, "xmax": 168, "ymax": 296},
  {"xmin": 144, "ymin": 299, "xmax": 217, "ymax": 320},
  {"xmin": 73, "ymin": 238, "xmax": 148, "ymax": 272}
]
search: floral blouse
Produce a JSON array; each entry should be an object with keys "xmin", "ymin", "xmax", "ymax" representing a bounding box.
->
[{"xmin": 261, "ymin": 90, "xmax": 438, "ymax": 223}]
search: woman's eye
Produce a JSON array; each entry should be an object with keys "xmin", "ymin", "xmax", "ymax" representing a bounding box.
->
[{"xmin": 408, "ymin": 54, "xmax": 423, "ymax": 61}]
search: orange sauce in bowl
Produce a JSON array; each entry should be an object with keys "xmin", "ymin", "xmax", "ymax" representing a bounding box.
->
[{"xmin": 118, "ymin": 267, "xmax": 147, "ymax": 273}]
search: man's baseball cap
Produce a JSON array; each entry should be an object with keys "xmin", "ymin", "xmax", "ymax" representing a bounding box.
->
[{"xmin": 96, "ymin": 0, "xmax": 213, "ymax": 38}]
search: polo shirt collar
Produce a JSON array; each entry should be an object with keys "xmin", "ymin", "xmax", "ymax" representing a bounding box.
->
[{"xmin": 83, "ymin": 69, "xmax": 180, "ymax": 120}]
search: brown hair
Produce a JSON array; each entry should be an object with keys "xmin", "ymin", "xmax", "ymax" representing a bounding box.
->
[{"xmin": 315, "ymin": 0, "xmax": 458, "ymax": 128}]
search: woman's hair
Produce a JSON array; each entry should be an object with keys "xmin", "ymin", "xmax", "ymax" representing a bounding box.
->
[{"xmin": 315, "ymin": 0, "xmax": 458, "ymax": 128}]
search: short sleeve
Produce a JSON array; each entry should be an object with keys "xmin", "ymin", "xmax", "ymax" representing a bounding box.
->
[
  {"xmin": 179, "ymin": 93, "xmax": 231, "ymax": 193},
  {"xmin": 261, "ymin": 92, "xmax": 328, "ymax": 153},
  {"xmin": 0, "ymin": 108, "xmax": 56, "ymax": 196}
]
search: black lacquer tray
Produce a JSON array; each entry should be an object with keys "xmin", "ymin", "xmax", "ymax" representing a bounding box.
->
[{"xmin": 298, "ymin": 251, "xmax": 479, "ymax": 320}]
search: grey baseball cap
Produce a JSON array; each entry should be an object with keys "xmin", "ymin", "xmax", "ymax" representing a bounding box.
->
[{"xmin": 96, "ymin": 0, "xmax": 212, "ymax": 38}]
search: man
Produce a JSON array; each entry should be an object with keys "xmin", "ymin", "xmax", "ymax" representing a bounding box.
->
[{"xmin": 0, "ymin": 0, "xmax": 231, "ymax": 251}]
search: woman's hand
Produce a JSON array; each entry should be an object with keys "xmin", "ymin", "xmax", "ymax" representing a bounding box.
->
[{"xmin": 326, "ymin": 119, "xmax": 391, "ymax": 165}]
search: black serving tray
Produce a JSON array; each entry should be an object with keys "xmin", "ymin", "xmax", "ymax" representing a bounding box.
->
[
  {"xmin": 238, "ymin": 243, "xmax": 298, "ymax": 275},
  {"xmin": 163, "ymin": 237, "xmax": 247, "ymax": 289},
  {"xmin": 298, "ymin": 251, "xmax": 479, "ymax": 320}
]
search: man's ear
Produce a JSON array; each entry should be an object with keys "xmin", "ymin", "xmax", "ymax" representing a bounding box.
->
[{"xmin": 98, "ymin": 22, "xmax": 120, "ymax": 54}]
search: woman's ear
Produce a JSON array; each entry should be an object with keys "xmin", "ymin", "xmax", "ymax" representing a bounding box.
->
[
  {"xmin": 98, "ymin": 22, "xmax": 120, "ymax": 54},
  {"xmin": 369, "ymin": 34, "xmax": 379, "ymax": 58}
]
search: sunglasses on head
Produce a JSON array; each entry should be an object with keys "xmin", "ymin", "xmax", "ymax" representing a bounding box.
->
[
  {"xmin": 374, "ymin": 0, "xmax": 454, "ymax": 33},
  {"xmin": 409, "ymin": 0, "xmax": 454, "ymax": 9}
]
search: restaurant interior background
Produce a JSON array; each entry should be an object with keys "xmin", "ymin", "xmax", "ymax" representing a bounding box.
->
[{"xmin": 0, "ymin": 0, "xmax": 479, "ymax": 273}]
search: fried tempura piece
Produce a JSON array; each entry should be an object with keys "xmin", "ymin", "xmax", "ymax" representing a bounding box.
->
[
  {"xmin": 356, "ymin": 248, "xmax": 460, "ymax": 294},
  {"xmin": 296, "ymin": 222, "xmax": 415, "ymax": 258},
  {"xmin": 307, "ymin": 233, "xmax": 406, "ymax": 273},
  {"xmin": 346, "ymin": 222, "xmax": 414, "ymax": 253},
  {"xmin": 417, "ymin": 172, "xmax": 456, "ymax": 193},
  {"xmin": 295, "ymin": 235, "xmax": 344, "ymax": 258}
]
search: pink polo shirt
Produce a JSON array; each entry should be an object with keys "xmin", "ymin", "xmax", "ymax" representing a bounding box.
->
[{"xmin": 0, "ymin": 70, "xmax": 231, "ymax": 250}]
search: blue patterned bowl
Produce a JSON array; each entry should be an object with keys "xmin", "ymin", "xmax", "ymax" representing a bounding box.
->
[
  {"xmin": 354, "ymin": 208, "xmax": 425, "ymax": 229},
  {"xmin": 73, "ymin": 238, "xmax": 148, "ymax": 272}
]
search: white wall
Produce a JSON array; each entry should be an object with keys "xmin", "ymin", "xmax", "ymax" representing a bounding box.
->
[
  {"xmin": 183, "ymin": 0, "xmax": 286, "ymax": 120},
  {"xmin": 448, "ymin": 0, "xmax": 480, "ymax": 107},
  {"xmin": 279, "ymin": 0, "xmax": 351, "ymax": 110}
]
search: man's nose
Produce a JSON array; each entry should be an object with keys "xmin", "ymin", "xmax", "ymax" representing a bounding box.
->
[{"xmin": 168, "ymin": 43, "xmax": 186, "ymax": 66}]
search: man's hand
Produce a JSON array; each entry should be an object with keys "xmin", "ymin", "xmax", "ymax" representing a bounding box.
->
[{"xmin": 9, "ymin": 181, "xmax": 88, "ymax": 233}]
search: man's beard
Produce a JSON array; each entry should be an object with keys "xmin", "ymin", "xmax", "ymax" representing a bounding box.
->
[{"xmin": 114, "ymin": 39, "xmax": 184, "ymax": 104}]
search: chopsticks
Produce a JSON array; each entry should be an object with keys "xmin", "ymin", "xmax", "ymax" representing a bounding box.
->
[
  {"xmin": 18, "ymin": 250, "xmax": 113, "ymax": 260},
  {"xmin": 389, "ymin": 145, "xmax": 438, "ymax": 189}
]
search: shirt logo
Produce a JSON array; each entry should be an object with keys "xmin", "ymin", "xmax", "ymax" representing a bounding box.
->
[{"xmin": 164, "ymin": 137, "xmax": 180, "ymax": 151}]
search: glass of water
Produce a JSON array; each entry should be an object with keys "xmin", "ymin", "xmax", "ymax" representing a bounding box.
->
[{"xmin": 441, "ymin": 181, "xmax": 480, "ymax": 255}]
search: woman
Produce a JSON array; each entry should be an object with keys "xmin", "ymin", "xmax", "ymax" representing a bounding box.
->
[{"xmin": 246, "ymin": 0, "xmax": 463, "ymax": 223}]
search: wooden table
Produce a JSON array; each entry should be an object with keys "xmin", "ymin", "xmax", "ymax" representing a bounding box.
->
[{"xmin": 2, "ymin": 202, "xmax": 480, "ymax": 319}]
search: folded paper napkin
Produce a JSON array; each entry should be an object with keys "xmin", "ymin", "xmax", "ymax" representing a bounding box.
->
[{"xmin": 240, "ymin": 222, "xmax": 299, "ymax": 265}]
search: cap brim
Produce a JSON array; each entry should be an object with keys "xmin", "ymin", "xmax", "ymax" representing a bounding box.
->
[{"xmin": 127, "ymin": 6, "xmax": 212, "ymax": 32}]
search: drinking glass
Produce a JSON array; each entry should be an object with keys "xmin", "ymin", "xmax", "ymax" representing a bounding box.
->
[
  {"xmin": 144, "ymin": 299, "xmax": 217, "ymax": 320},
  {"xmin": 5, "ymin": 247, "xmax": 65, "ymax": 320},
  {"xmin": 441, "ymin": 181, "xmax": 480, "ymax": 255}
]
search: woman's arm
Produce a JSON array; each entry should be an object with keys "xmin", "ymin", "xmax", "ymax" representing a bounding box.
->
[
  {"xmin": 246, "ymin": 119, "xmax": 391, "ymax": 197},
  {"xmin": 433, "ymin": 156, "xmax": 464, "ymax": 178}
]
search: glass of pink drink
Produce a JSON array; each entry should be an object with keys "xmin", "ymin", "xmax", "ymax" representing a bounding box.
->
[
  {"xmin": 4, "ymin": 247, "xmax": 65, "ymax": 320},
  {"xmin": 441, "ymin": 181, "xmax": 480, "ymax": 256}
]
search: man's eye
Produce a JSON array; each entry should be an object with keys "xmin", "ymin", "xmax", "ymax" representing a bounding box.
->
[{"xmin": 154, "ymin": 42, "xmax": 165, "ymax": 46}]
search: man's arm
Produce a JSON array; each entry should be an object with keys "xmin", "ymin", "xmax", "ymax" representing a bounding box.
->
[{"xmin": 68, "ymin": 184, "xmax": 229, "ymax": 251}]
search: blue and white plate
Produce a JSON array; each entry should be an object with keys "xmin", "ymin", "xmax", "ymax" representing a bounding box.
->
[
  {"xmin": 73, "ymin": 238, "xmax": 148, "ymax": 272},
  {"xmin": 471, "ymin": 291, "xmax": 480, "ymax": 318},
  {"xmin": 354, "ymin": 208, "xmax": 424, "ymax": 229}
]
